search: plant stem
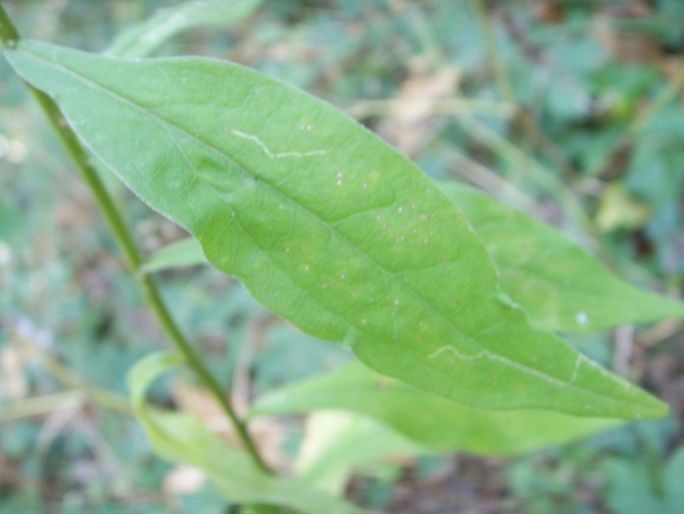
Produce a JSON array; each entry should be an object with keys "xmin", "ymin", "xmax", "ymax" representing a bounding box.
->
[{"xmin": 0, "ymin": 3, "xmax": 271, "ymax": 475}]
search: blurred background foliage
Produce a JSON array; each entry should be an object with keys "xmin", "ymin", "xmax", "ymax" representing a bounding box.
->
[{"xmin": 1, "ymin": 0, "xmax": 684, "ymax": 512}]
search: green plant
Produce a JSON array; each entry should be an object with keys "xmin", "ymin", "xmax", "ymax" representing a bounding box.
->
[{"xmin": 1, "ymin": 2, "xmax": 683, "ymax": 512}]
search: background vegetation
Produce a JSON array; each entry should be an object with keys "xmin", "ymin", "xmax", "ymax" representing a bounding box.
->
[{"xmin": 1, "ymin": 0, "xmax": 684, "ymax": 512}]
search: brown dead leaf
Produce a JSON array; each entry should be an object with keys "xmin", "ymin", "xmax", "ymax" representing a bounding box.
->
[
  {"xmin": 377, "ymin": 66, "xmax": 461, "ymax": 158},
  {"xmin": 171, "ymin": 381, "xmax": 291, "ymax": 472}
]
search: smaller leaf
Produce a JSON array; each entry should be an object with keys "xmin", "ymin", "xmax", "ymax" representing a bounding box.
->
[
  {"xmin": 127, "ymin": 352, "xmax": 362, "ymax": 514},
  {"xmin": 439, "ymin": 182, "xmax": 684, "ymax": 332},
  {"xmin": 141, "ymin": 237, "xmax": 207, "ymax": 274},
  {"xmin": 251, "ymin": 363, "xmax": 624, "ymax": 456},
  {"xmin": 105, "ymin": 0, "xmax": 263, "ymax": 58}
]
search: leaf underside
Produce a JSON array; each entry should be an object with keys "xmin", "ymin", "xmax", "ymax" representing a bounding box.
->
[
  {"xmin": 5, "ymin": 40, "xmax": 667, "ymax": 420},
  {"xmin": 251, "ymin": 363, "xmax": 624, "ymax": 456}
]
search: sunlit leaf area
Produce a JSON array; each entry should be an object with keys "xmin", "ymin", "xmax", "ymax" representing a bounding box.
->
[{"xmin": 2, "ymin": 1, "xmax": 684, "ymax": 513}]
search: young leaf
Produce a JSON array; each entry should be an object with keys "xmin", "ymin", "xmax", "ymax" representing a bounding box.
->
[
  {"xmin": 141, "ymin": 236, "xmax": 207, "ymax": 274},
  {"xmin": 105, "ymin": 0, "xmax": 263, "ymax": 58},
  {"xmin": 438, "ymin": 182, "xmax": 684, "ymax": 332},
  {"xmin": 127, "ymin": 352, "xmax": 362, "ymax": 514},
  {"xmin": 250, "ymin": 363, "xmax": 624, "ymax": 456},
  {"xmin": 5, "ymin": 40, "xmax": 667, "ymax": 419}
]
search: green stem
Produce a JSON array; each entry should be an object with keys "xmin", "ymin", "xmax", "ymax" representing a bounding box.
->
[{"xmin": 0, "ymin": 3, "xmax": 271, "ymax": 475}]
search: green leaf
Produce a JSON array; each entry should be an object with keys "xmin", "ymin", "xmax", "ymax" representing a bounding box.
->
[
  {"xmin": 5, "ymin": 40, "xmax": 667, "ymax": 419},
  {"xmin": 127, "ymin": 352, "xmax": 362, "ymax": 514},
  {"xmin": 439, "ymin": 182, "xmax": 684, "ymax": 333},
  {"xmin": 141, "ymin": 236, "xmax": 207, "ymax": 274},
  {"xmin": 105, "ymin": 0, "xmax": 263, "ymax": 58},
  {"xmin": 250, "ymin": 363, "xmax": 624, "ymax": 456}
]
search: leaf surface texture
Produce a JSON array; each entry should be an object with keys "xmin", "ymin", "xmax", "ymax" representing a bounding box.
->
[{"xmin": 5, "ymin": 40, "xmax": 667, "ymax": 419}]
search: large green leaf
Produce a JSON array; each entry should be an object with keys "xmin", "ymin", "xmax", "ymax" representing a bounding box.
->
[
  {"xmin": 105, "ymin": 0, "xmax": 263, "ymax": 58},
  {"xmin": 438, "ymin": 182, "xmax": 684, "ymax": 332},
  {"xmin": 127, "ymin": 352, "xmax": 361, "ymax": 514},
  {"xmin": 5, "ymin": 40, "xmax": 667, "ymax": 419},
  {"xmin": 250, "ymin": 363, "xmax": 624, "ymax": 456}
]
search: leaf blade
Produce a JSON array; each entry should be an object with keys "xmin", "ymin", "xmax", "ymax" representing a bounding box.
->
[
  {"xmin": 251, "ymin": 363, "xmax": 625, "ymax": 456},
  {"xmin": 5, "ymin": 40, "xmax": 667, "ymax": 420}
]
